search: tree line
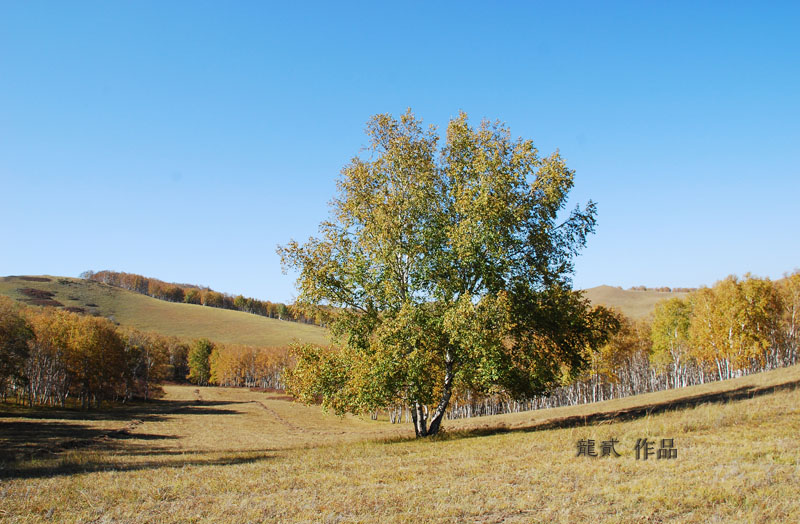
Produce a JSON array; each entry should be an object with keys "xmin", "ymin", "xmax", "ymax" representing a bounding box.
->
[
  {"xmin": 0, "ymin": 296, "xmax": 292, "ymax": 408},
  {"xmin": 439, "ymin": 272, "xmax": 799, "ymax": 420},
  {"xmin": 0, "ymin": 297, "xmax": 188, "ymax": 408},
  {"xmin": 627, "ymin": 285, "xmax": 697, "ymax": 292},
  {"xmin": 80, "ymin": 270, "xmax": 324, "ymax": 326},
  {"xmin": 183, "ymin": 338, "xmax": 289, "ymax": 390}
]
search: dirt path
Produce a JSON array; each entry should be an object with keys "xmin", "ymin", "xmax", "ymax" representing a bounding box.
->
[{"xmin": 249, "ymin": 400, "xmax": 304, "ymax": 432}]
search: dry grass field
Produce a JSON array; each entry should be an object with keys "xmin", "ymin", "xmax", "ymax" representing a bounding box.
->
[
  {"xmin": 581, "ymin": 285, "xmax": 689, "ymax": 319},
  {"xmin": 0, "ymin": 276, "xmax": 329, "ymax": 347},
  {"xmin": 2, "ymin": 365, "xmax": 799, "ymax": 523}
]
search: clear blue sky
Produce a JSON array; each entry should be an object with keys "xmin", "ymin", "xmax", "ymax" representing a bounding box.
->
[{"xmin": 2, "ymin": 2, "xmax": 798, "ymax": 302}]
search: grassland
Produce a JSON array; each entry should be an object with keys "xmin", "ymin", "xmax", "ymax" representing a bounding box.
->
[
  {"xmin": 2, "ymin": 365, "xmax": 798, "ymax": 523},
  {"xmin": 0, "ymin": 275, "xmax": 329, "ymax": 347},
  {"xmin": 581, "ymin": 285, "xmax": 689, "ymax": 319}
]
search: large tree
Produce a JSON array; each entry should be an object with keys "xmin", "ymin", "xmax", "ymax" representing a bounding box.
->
[
  {"xmin": 279, "ymin": 110, "xmax": 615, "ymax": 437},
  {"xmin": 188, "ymin": 338, "xmax": 214, "ymax": 386}
]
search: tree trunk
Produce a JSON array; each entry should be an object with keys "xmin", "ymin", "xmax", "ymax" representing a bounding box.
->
[
  {"xmin": 412, "ymin": 401, "xmax": 428, "ymax": 437},
  {"xmin": 412, "ymin": 354, "xmax": 455, "ymax": 438},
  {"xmin": 427, "ymin": 359, "xmax": 454, "ymax": 436}
]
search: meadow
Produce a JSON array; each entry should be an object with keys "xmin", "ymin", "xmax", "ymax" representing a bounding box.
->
[{"xmin": 2, "ymin": 364, "xmax": 798, "ymax": 523}]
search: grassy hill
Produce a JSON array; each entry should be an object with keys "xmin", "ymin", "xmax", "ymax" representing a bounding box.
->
[
  {"xmin": 0, "ymin": 275, "xmax": 329, "ymax": 347},
  {"xmin": 0, "ymin": 275, "xmax": 689, "ymax": 349},
  {"xmin": 2, "ymin": 364, "xmax": 798, "ymax": 522},
  {"xmin": 581, "ymin": 284, "xmax": 689, "ymax": 319}
]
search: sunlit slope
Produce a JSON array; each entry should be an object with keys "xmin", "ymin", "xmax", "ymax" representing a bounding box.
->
[
  {"xmin": 0, "ymin": 275, "xmax": 329, "ymax": 347},
  {"xmin": 581, "ymin": 284, "xmax": 689, "ymax": 319}
]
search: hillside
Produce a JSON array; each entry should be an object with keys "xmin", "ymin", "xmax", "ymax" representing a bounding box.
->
[
  {"xmin": 581, "ymin": 284, "xmax": 689, "ymax": 319},
  {"xmin": 0, "ymin": 276, "xmax": 689, "ymax": 346},
  {"xmin": 2, "ymin": 364, "xmax": 798, "ymax": 521},
  {"xmin": 0, "ymin": 275, "xmax": 329, "ymax": 347}
]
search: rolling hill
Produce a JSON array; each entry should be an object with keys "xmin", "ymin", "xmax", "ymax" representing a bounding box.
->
[
  {"xmin": 0, "ymin": 275, "xmax": 688, "ymax": 348},
  {"xmin": 0, "ymin": 275, "xmax": 329, "ymax": 347},
  {"xmin": 581, "ymin": 284, "xmax": 689, "ymax": 319}
]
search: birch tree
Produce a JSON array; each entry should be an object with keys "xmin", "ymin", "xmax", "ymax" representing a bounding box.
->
[
  {"xmin": 279, "ymin": 110, "xmax": 614, "ymax": 437},
  {"xmin": 651, "ymin": 297, "xmax": 692, "ymax": 387}
]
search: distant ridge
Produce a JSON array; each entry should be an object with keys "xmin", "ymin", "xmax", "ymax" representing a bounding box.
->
[
  {"xmin": 81, "ymin": 269, "xmax": 321, "ymax": 326},
  {"xmin": 581, "ymin": 285, "xmax": 688, "ymax": 319}
]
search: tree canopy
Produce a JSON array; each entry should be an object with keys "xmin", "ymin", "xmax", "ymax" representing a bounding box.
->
[{"xmin": 278, "ymin": 110, "xmax": 616, "ymax": 437}]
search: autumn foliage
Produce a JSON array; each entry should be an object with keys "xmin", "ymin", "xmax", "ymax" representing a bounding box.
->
[
  {"xmin": 520, "ymin": 272, "xmax": 800, "ymax": 412},
  {"xmin": 210, "ymin": 344, "xmax": 289, "ymax": 389},
  {"xmin": 0, "ymin": 296, "xmax": 187, "ymax": 407}
]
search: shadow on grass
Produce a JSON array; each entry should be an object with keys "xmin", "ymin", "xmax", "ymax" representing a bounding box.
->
[
  {"xmin": 379, "ymin": 377, "xmax": 800, "ymax": 444},
  {"xmin": 0, "ymin": 398, "xmax": 245, "ymax": 423},
  {"xmin": 0, "ymin": 398, "xmax": 250, "ymax": 471},
  {"xmin": 0, "ymin": 420, "xmax": 180, "ymax": 465},
  {"xmin": 0, "ymin": 446, "xmax": 276, "ymax": 480}
]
